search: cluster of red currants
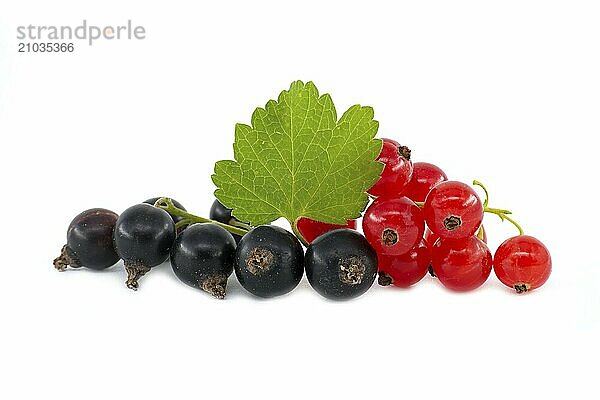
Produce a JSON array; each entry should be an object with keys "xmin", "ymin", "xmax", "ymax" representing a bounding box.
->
[{"xmin": 358, "ymin": 138, "xmax": 551, "ymax": 293}]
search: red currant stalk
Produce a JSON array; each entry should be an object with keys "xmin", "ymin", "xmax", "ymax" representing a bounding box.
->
[
  {"xmin": 417, "ymin": 180, "xmax": 523, "ymax": 237},
  {"xmin": 469, "ymin": 182, "xmax": 551, "ymax": 293},
  {"xmin": 472, "ymin": 180, "xmax": 523, "ymax": 235},
  {"xmin": 476, "ymin": 225, "xmax": 487, "ymax": 243}
]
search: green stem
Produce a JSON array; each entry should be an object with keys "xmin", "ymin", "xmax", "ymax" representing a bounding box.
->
[
  {"xmin": 228, "ymin": 219, "xmax": 253, "ymax": 230},
  {"xmin": 476, "ymin": 225, "xmax": 486, "ymax": 241},
  {"xmin": 473, "ymin": 180, "xmax": 524, "ymax": 236},
  {"xmin": 484, "ymin": 207, "xmax": 524, "ymax": 235},
  {"xmin": 175, "ymin": 219, "xmax": 193, "ymax": 230},
  {"xmin": 502, "ymin": 214, "xmax": 524, "ymax": 236},
  {"xmin": 154, "ymin": 197, "xmax": 250, "ymax": 237},
  {"xmin": 484, "ymin": 207, "xmax": 512, "ymax": 215},
  {"xmin": 418, "ymin": 181, "xmax": 524, "ymax": 236},
  {"xmin": 472, "ymin": 180, "xmax": 489, "ymax": 208}
]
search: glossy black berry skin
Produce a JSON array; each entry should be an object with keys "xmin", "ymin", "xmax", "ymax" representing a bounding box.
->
[
  {"xmin": 209, "ymin": 199, "xmax": 244, "ymax": 243},
  {"xmin": 54, "ymin": 208, "xmax": 120, "ymax": 271},
  {"xmin": 113, "ymin": 203, "xmax": 176, "ymax": 289},
  {"xmin": 170, "ymin": 223, "xmax": 236, "ymax": 299},
  {"xmin": 305, "ymin": 229, "xmax": 378, "ymax": 300},
  {"xmin": 234, "ymin": 225, "xmax": 304, "ymax": 298},
  {"xmin": 144, "ymin": 197, "xmax": 187, "ymax": 223},
  {"xmin": 209, "ymin": 199, "xmax": 235, "ymax": 224}
]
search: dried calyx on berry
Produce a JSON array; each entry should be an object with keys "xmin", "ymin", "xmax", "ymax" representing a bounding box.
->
[
  {"xmin": 362, "ymin": 197, "xmax": 424, "ymax": 256},
  {"xmin": 493, "ymin": 235, "xmax": 551, "ymax": 294},
  {"xmin": 305, "ymin": 229, "xmax": 378, "ymax": 300},
  {"xmin": 113, "ymin": 204, "xmax": 176, "ymax": 290},
  {"xmin": 234, "ymin": 225, "xmax": 304, "ymax": 298},
  {"xmin": 53, "ymin": 208, "xmax": 120, "ymax": 271},
  {"xmin": 367, "ymin": 138, "xmax": 413, "ymax": 198},
  {"xmin": 170, "ymin": 223, "xmax": 236, "ymax": 299}
]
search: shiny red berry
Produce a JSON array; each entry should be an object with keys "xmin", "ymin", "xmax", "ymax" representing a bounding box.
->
[
  {"xmin": 378, "ymin": 239, "xmax": 431, "ymax": 288},
  {"xmin": 362, "ymin": 197, "xmax": 424, "ymax": 256},
  {"xmin": 431, "ymin": 236, "xmax": 492, "ymax": 292},
  {"xmin": 493, "ymin": 235, "xmax": 551, "ymax": 293},
  {"xmin": 403, "ymin": 162, "xmax": 448, "ymax": 202},
  {"xmin": 424, "ymin": 181, "xmax": 483, "ymax": 240},
  {"xmin": 367, "ymin": 138, "xmax": 413, "ymax": 197},
  {"xmin": 296, "ymin": 217, "xmax": 357, "ymax": 244}
]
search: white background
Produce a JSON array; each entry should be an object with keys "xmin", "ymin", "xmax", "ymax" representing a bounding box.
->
[{"xmin": 1, "ymin": 1, "xmax": 598, "ymax": 399}]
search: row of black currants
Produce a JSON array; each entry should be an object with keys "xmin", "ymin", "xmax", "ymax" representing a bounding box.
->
[{"xmin": 54, "ymin": 198, "xmax": 378, "ymax": 300}]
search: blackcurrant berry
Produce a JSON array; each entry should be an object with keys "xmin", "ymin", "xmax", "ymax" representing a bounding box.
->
[
  {"xmin": 423, "ymin": 181, "xmax": 484, "ymax": 240},
  {"xmin": 493, "ymin": 235, "xmax": 551, "ymax": 293},
  {"xmin": 234, "ymin": 225, "xmax": 304, "ymax": 298},
  {"xmin": 209, "ymin": 199, "xmax": 236, "ymax": 224},
  {"xmin": 367, "ymin": 138, "xmax": 413, "ymax": 198},
  {"xmin": 170, "ymin": 223, "xmax": 236, "ymax": 299},
  {"xmin": 296, "ymin": 217, "xmax": 357, "ymax": 244},
  {"xmin": 209, "ymin": 199, "xmax": 245, "ymax": 243},
  {"xmin": 53, "ymin": 208, "xmax": 120, "ymax": 271},
  {"xmin": 113, "ymin": 203, "xmax": 176, "ymax": 290},
  {"xmin": 305, "ymin": 229, "xmax": 377, "ymax": 300}
]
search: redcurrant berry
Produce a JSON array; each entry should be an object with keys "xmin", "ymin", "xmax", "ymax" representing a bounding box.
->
[
  {"xmin": 296, "ymin": 217, "xmax": 357, "ymax": 244},
  {"xmin": 362, "ymin": 197, "xmax": 424, "ymax": 256},
  {"xmin": 431, "ymin": 236, "xmax": 492, "ymax": 292},
  {"xmin": 424, "ymin": 181, "xmax": 483, "ymax": 240},
  {"xmin": 493, "ymin": 235, "xmax": 551, "ymax": 293},
  {"xmin": 378, "ymin": 239, "xmax": 431, "ymax": 288},
  {"xmin": 403, "ymin": 162, "xmax": 448, "ymax": 202},
  {"xmin": 367, "ymin": 138, "xmax": 413, "ymax": 197}
]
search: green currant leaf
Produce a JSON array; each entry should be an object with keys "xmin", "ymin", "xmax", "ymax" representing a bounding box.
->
[{"xmin": 212, "ymin": 80, "xmax": 383, "ymax": 227}]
